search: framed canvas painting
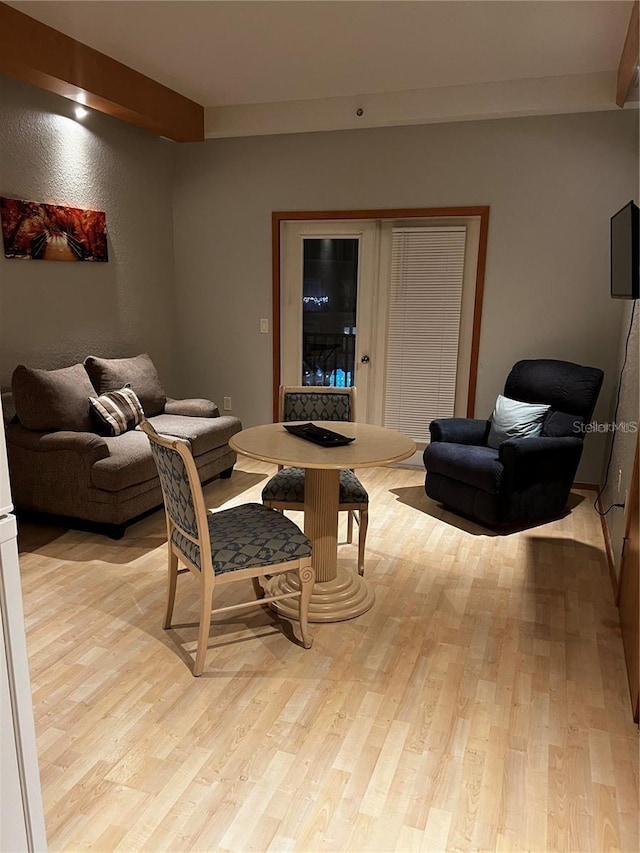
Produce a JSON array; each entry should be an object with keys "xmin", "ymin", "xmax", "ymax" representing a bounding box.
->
[{"xmin": 0, "ymin": 197, "xmax": 108, "ymax": 261}]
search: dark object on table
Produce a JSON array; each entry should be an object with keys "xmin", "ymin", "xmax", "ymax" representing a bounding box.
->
[{"xmin": 284, "ymin": 422, "xmax": 355, "ymax": 447}]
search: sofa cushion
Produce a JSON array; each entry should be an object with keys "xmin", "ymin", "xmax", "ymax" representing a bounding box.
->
[
  {"xmin": 84, "ymin": 353, "xmax": 166, "ymax": 416},
  {"xmin": 90, "ymin": 429, "xmax": 158, "ymax": 491},
  {"xmin": 147, "ymin": 414, "xmax": 242, "ymax": 457},
  {"xmin": 12, "ymin": 363, "xmax": 95, "ymax": 432},
  {"xmin": 89, "ymin": 386, "xmax": 145, "ymax": 436},
  {"xmin": 90, "ymin": 415, "xmax": 242, "ymax": 493},
  {"xmin": 425, "ymin": 442, "xmax": 503, "ymax": 494},
  {"xmin": 164, "ymin": 398, "xmax": 219, "ymax": 418}
]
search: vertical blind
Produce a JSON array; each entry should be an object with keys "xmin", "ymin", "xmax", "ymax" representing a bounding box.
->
[{"xmin": 383, "ymin": 227, "xmax": 466, "ymax": 442}]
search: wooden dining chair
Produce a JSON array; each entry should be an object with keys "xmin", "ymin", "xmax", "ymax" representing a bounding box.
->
[
  {"xmin": 261, "ymin": 386, "xmax": 369, "ymax": 576},
  {"xmin": 141, "ymin": 420, "xmax": 315, "ymax": 676}
]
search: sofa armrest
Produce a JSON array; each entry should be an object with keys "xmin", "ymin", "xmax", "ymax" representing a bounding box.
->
[
  {"xmin": 164, "ymin": 398, "xmax": 220, "ymax": 418},
  {"xmin": 5, "ymin": 423, "xmax": 109, "ymax": 463},
  {"xmin": 5, "ymin": 424, "xmax": 112, "ymax": 517},
  {"xmin": 1, "ymin": 390, "xmax": 16, "ymax": 425},
  {"xmin": 499, "ymin": 435, "xmax": 584, "ymax": 486},
  {"xmin": 429, "ymin": 418, "xmax": 491, "ymax": 445}
]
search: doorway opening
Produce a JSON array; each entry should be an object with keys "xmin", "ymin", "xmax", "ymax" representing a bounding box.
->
[{"xmin": 272, "ymin": 206, "xmax": 490, "ymax": 434}]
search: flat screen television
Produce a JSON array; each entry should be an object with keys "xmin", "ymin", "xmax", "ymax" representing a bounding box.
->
[{"xmin": 610, "ymin": 200, "xmax": 639, "ymax": 299}]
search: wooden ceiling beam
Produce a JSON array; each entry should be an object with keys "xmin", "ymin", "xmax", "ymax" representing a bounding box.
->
[
  {"xmin": 616, "ymin": 0, "xmax": 639, "ymax": 107},
  {"xmin": 0, "ymin": 2, "xmax": 204, "ymax": 142}
]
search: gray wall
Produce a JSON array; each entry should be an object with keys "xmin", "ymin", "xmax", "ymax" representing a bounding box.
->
[
  {"xmin": 172, "ymin": 110, "xmax": 638, "ymax": 483},
  {"xmin": 0, "ymin": 72, "xmax": 636, "ymax": 487},
  {"xmin": 0, "ymin": 75, "xmax": 179, "ymax": 392}
]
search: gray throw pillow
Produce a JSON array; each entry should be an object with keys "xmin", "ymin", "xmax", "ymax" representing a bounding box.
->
[
  {"xmin": 84, "ymin": 353, "xmax": 166, "ymax": 416},
  {"xmin": 487, "ymin": 394, "xmax": 550, "ymax": 449},
  {"xmin": 12, "ymin": 363, "xmax": 95, "ymax": 432}
]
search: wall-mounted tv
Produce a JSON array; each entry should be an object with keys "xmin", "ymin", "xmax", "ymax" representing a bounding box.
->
[{"xmin": 611, "ymin": 200, "xmax": 639, "ymax": 299}]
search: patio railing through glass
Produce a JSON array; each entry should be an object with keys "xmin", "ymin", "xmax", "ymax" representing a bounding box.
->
[{"xmin": 302, "ymin": 332, "xmax": 356, "ymax": 387}]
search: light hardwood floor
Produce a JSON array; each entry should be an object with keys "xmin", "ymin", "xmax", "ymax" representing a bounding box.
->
[{"xmin": 18, "ymin": 459, "xmax": 639, "ymax": 852}]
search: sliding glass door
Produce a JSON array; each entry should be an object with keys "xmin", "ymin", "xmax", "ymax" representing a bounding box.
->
[{"xmin": 278, "ymin": 212, "xmax": 485, "ymax": 441}]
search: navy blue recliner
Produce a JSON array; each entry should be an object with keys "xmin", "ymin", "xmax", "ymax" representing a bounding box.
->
[{"xmin": 423, "ymin": 359, "xmax": 604, "ymax": 527}]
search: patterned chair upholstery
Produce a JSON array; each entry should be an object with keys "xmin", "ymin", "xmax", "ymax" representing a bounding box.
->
[
  {"xmin": 282, "ymin": 391, "xmax": 352, "ymax": 422},
  {"xmin": 142, "ymin": 420, "xmax": 315, "ymax": 676},
  {"xmin": 261, "ymin": 386, "xmax": 369, "ymax": 576}
]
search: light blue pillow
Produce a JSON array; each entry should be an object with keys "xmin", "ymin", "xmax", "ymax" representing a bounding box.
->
[{"xmin": 487, "ymin": 394, "xmax": 550, "ymax": 449}]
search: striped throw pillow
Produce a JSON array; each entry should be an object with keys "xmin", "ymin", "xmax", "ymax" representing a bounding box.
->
[{"xmin": 89, "ymin": 385, "xmax": 145, "ymax": 436}]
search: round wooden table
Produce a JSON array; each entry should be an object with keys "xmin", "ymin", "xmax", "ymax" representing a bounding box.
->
[{"xmin": 229, "ymin": 421, "xmax": 416, "ymax": 622}]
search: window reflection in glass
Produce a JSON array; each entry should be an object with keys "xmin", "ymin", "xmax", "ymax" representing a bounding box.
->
[{"xmin": 302, "ymin": 238, "xmax": 358, "ymax": 387}]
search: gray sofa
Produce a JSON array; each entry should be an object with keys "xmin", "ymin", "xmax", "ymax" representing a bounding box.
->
[{"xmin": 3, "ymin": 354, "xmax": 243, "ymax": 538}]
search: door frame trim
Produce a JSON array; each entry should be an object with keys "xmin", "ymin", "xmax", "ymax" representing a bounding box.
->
[{"xmin": 272, "ymin": 206, "xmax": 490, "ymax": 422}]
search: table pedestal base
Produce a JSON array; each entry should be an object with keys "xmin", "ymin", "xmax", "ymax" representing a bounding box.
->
[{"xmin": 268, "ymin": 566, "xmax": 374, "ymax": 623}]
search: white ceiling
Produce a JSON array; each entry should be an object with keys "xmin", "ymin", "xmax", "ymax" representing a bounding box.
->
[{"xmin": 8, "ymin": 0, "xmax": 638, "ymax": 138}]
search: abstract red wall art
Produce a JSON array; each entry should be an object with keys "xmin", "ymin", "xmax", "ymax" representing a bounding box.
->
[{"xmin": 0, "ymin": 197, "xmax": 108, "ymax": 261}]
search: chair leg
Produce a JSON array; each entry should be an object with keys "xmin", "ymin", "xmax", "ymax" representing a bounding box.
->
[
  {"xmin": 164, "ymin": 545, "xmax": 179, "ymax": 629},
  {"xmin": 346, "ymin": 509, "xmax": 354, "ymax": 544},
  {"xmin": 357, "ymin": 507, "xmax": 368, "ymax": 577},
  {"xmin": 252, "ymin": 577, "xmax": 265, "ymax": 600},
  {"xmin": 194, "ymin": 583, "xmax": 214, "ymax": 677},
  {"xmin": 263, "ymin": 499, "xmax": 284, "ymax": 515},
  {"xmin": 298, "ymin": 562, "xmax": 315, "ymax": 649}
]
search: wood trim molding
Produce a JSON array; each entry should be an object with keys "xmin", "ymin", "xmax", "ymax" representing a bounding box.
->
[
  {"xmin": 0, "ymin": 2, "xmax": 204, "ymax": 142},
  {"xmin": 271, "ymin": 206, "xmax": 490, "ymax": 423},
  {"xmin": 468, "ymin": 211, "xmax": 489, "ymax": 417},
  {"xmin": 616, "ymin": 0, "xmax": 639, "ymax": 108},
  {"xmin": 271, "ymin": 211, "xmax": 282, "ymax": 422},
  {"xmin": 619, "ymin": 436, "xmax": 639, "ymax": 608},
  {"xmin": 598, "ymin": 496, "xmax": 619, "ymax": 600},
  {"xmin": 617, "ymin": 436, "xmax": 639, "ymax": 719}
]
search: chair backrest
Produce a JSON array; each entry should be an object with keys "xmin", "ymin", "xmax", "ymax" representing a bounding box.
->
[
  {"xmin": 279, "ymin": 385, "xmax": 356, "ymax": 423},
  {"xmin": 504, "ymin": 359, "xmax": 604, "ymax": 435},
  {"xmin": 140, "ymin": 420, "xmax": 211, "ymax": 570}
]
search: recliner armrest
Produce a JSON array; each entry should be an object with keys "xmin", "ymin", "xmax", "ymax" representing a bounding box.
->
[
  {"xmin": 429, "ymin": 418, "xmax": 491, "ymax": 445},
  {"xmin": 499, "ymin": 435, "xmax": 583, "ymax": 460},
  {"xmin": 163, "ymin": 398, "xmax": 220, "ymax": 418},
  {"xmin": 5, "ymin": 424, "xmax": 109, "ymax": 463},
  {"xmin": 499, "ymin": 435, "xmax": 583, "ymax": 485}
]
